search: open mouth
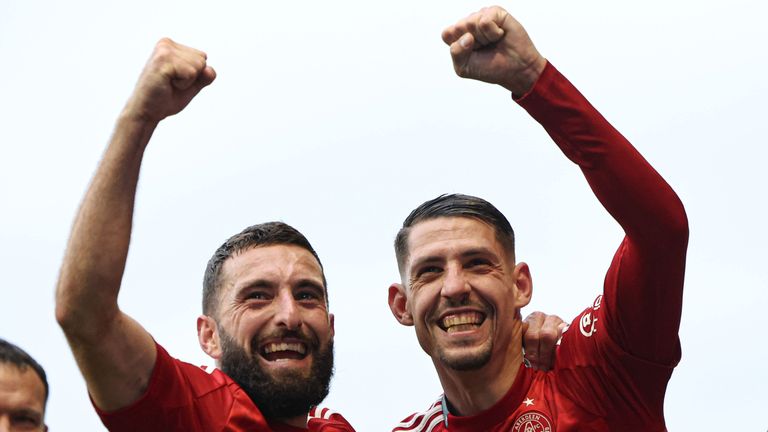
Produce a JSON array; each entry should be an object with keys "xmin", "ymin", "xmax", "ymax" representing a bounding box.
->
[
  {"xmin": 439, "ymin": 311, "xmax": 486, "ymax": 333},
  {"xmin": 260, "ymin": 341, "xmax": 308, "ymax": 361}
]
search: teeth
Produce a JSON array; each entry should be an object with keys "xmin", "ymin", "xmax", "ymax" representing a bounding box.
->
[
  {"xmin": 264, "ymin": 342, "xmax": 306, "ymax": 355},
  {"xmin": 442, "ymin": 312, "xmax": 483, "ymax": 329}
]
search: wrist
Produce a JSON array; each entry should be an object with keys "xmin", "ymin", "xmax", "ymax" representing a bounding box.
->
[
  {"xmin": 502, "ymin": 56, "xmax": 547, "ymax": 96},
  {"xmin": 118, "ymin": 102, "xmax": 162, "ymax": 127},
  {"xmin": 113, "ymin": 110, "xmax": 159, "ymax": 153}
]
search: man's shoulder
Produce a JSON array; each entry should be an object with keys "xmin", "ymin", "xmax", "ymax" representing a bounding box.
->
[
  {"xmin": 308, "ymin": 407, "xmax": 357, "ymax": 431},
  {"xmin": 156, "ymin": 344, "xmax": 233, "ymax": 398},
  {"xmin": 391, "ymin": 397, "xmax": 445, "ymax": 432}
]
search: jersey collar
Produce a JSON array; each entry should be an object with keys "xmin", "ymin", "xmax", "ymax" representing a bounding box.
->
[{"xmin": 443, "ymin": 363, "xmax": 534, "ymax": 432}]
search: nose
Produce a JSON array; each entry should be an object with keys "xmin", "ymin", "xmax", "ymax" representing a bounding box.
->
[
  {"xmin": 274, "ymin": 290, "xmax": 302, "ymax": 330},
  {"xmin": 441, "ymin": 265, "xmax": 470, "ymax": 303},
  {"xmin": 0, "ymin": 415, "xmax": 9, "ymax": 432}
]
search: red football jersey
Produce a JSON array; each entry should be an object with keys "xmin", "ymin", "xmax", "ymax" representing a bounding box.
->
[
  {"xmin": 96, "ymin": 343, "xmax": 355, "ymax": 432},
  {"xmin": 392, "ymin": 62, "xmax": 687, "ymax": 431}
]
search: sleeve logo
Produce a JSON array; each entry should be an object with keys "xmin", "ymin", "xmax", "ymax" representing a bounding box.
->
[{"xmin": 579, "ymin": 295, "xmax": 602, "ymax": 338}]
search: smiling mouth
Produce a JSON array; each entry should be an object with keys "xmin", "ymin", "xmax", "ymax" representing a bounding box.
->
[
  {"xmin": 439, "ymin": 311, "xmax": 486, "ymax": 333},
  {"xmin": 260, "ymin": 342, "xmax": 308, "ymax": 361}
]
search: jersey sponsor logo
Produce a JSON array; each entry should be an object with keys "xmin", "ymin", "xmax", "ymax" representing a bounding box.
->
[
  {"xmin": 593, "ymin": 294, "xmax": 603, "ymax": 310},
  {"xmin": 579, "ymin": 294, "xmax": 603, "ymax": 337},
  {"xmin": 512, "ymin": 410, "xmax": 553, "ymax": 432},
  {"xmin": 579, "ymin": 311, "xmax": 597, "ymax": 337}
]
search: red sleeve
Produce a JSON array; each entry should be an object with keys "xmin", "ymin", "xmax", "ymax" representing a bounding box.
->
[
  {"xmin": 516, "ymin": 62, "xmax": 689, "ymax": 364},
  {"xmin": 93, "ymin": 342, "xmax": 235, "ymax": 432}
]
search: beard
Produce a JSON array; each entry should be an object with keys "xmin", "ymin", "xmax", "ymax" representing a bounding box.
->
[
  {"xmin": 437, "ymin": 339, "xmax": 493, "ymax": 371},
  {"xmin": 218, "ymin": 328, "xmax": 334, "ymax": 421}
]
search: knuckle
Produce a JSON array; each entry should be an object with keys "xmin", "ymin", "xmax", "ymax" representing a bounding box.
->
[
  {"xmin": 156, "ymin": 37, "xmax": 174, "ymax": 49},
  {"xmin": 153, "ymin": 45, "xmax": 174, "ymax": 63},
  {"xmin": 525, "ymin": 311, "xmax": 545, "ymax": 323},
  {"xmin": 546, "ymin": 314, "xmax": 564, "ymax": 323}
]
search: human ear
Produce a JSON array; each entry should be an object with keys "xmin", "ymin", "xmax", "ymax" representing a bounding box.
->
[
  {"xmin": 388, "ymin": 283, "xmax": 414, "ymax": 326},
  {"xmin": 513, "ymin": 262, "xmax": 533, "ymax": 308},
  {"xmin": 197, "ymin": 315, "xmax": 222, "ymax": 359}
]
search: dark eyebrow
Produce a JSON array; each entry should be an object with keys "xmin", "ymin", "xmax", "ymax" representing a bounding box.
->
[
  {"xmin": 410, "ymin": 247, "xmax": 499, "ymax": 270},
  {"xmin": 235, "ymin": 279, "xmax": 275, "ymax": 293},
  {"xmin": 12, "ymin": 408, "xmax": 43, "ymax": 423},
  {"xmin": 460, "ymin": 247, "xmax": 498, "ymax": 259},
  {"xmin": 410, "ymin": 255, "xmax": 445, "ymax": 271},
  {"xmin": 295, "ymin": 278, "xmax": 324, "ymax": 289}
]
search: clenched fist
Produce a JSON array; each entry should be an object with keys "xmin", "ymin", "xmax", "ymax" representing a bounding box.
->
[
  {"xmin": 442, "ymin": 6, "xmax": 546, "ymax": 95},
  {"xmin": 122, "ymin": 38, "xmax": 216, "ymax": 123},
  {"xmin": 522, "ymin": 311, "xmax": 568, "ymax": 371}
]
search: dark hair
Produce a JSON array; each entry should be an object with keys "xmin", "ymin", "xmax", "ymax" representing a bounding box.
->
[
  {"xmin": 203, "ymin": 222, "xmax": 327, "ymax": 316},
  {"xmin": 0, "ymin": 338, "xmax": 49, "ymax": 403},
  {"xmin": 394, "ymin": 193, "xmax": 516, "ymax": 273}
]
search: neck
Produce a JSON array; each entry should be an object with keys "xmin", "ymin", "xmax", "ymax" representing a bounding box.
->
[{"xmin": 437, "ymin": 335, "xmax": 524, "ymax": 416}]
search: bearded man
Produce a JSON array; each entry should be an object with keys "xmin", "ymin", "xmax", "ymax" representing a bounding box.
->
[{"xmin": 55, "ymin": 39, "xmax": 352, "ymax": 432}]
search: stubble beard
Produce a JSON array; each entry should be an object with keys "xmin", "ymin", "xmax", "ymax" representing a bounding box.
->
[
  {"xmin": 218, "ymin": 328, "xmax": 334, "ymax": 421},
  {"xmin": 432, "ymin": 299, "xmax": 494, "ymax": 371},
  {"xmin": 437, "ymin": 338, "xmax": 493, "ymax": 371}
]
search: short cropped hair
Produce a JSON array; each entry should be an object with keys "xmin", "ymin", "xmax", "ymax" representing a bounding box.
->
[
  {"xmin": 203, "ymin": 222, "xmax": 327, "ymax": 317},
  {"xmin": 394, "ymin": 193, "xmax": 516, "ymax": 273},
  {"xmin": 0, "ymin": 338, "xmax": 49, "ymax": 403}
]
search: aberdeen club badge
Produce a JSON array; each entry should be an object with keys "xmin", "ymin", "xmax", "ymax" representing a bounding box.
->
[{"xmin": 512, "ymin": 411, "xmax": 553, "ymax": 432}]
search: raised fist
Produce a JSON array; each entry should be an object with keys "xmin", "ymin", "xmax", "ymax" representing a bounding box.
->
[
  {"xmin": 441, "ymin": 6, "xmax": 546, "ymax": 95},
  {"xmin": 123, "ymin": 38, "xmax": 216, "ymax": 123}
]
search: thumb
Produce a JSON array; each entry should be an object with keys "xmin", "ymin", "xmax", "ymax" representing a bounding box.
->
[
  {"xmin": 450, "ymin": 33, "xmax": 475, "ymax": 77},
  {"xmin": 188, "ymin": 65, "xmax": 217, "ymax": 95},
  {"xmin": 198, "ymin": 65, "xmax": 217, "ymax": 88}
]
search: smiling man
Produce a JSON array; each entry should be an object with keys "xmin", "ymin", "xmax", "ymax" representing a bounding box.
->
[
  {"xmin": 0, "ymin": 339, "xmax": 48, "ymax": 432},
  {"xmin": 388, "ymin": 6, "xmax": 688, "ymax": 431},
  {"xmin": 55, "ymin": 39, "xmax": 352, "ymax": 431}
]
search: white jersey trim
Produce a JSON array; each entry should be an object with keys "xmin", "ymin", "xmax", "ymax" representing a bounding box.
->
[
  {"xmin": 309, "ymin": 406, "xmax": 337, "ymax": 420},
  {"xmin": 394, "ymin": 397, "xmax": 444, "ymax": 432}
]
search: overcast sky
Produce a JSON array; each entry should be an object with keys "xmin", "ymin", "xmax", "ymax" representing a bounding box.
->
[{"xmin": 2, "ymin": 0, "xmax": 767, "ymax": 430}]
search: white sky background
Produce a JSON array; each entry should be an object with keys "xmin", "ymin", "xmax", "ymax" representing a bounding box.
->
[{"xmin": 1, "ymin": 0, "xmax": 767, "ymax": 430}]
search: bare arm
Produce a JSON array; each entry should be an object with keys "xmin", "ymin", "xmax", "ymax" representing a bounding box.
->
[{"xmin": 55, "ymin": 38, "xmax": 215, "ymax": 411}]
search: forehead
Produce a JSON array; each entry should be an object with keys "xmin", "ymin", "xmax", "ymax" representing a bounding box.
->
[
  {"xmin": 0, "ymin": 363, "xmax": 46, "ymax": 411},
  {"xmin": 220, "ymin": 244, "xmax": 324, "ymax": 289},
  {"xmin": 406, "ymin": 217, "xmax": 506, "ymax": 263}
]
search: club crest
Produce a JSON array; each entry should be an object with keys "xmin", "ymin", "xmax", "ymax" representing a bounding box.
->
[{"xmin": 512, "ymin": 411, "xmax": 553, "ymax": 432}]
